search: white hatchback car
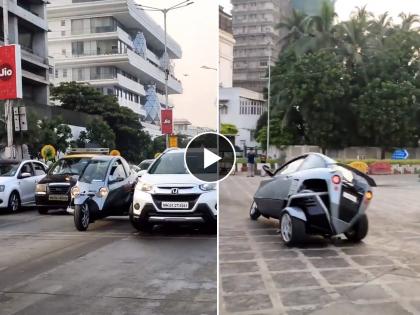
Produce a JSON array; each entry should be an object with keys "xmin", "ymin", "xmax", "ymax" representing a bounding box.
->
[
  {"xmin": 0, "ymin": 159, "xmax": 48, "ymax": 212},
  {"xmin": 130, "ymin": 149, "xmax": 217, "ymax": 232}
]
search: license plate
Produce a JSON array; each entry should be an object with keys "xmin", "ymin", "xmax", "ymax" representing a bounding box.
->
[
  {"xmin": 49, "ymin": 194, "xmax": 69, "ymax": 201},
  {"xmin": 343, "ymin": 192, "xmax": 357, "ymax": 203},
  {"xmin": 161, "ymin": 201, "xmax": 189, "ymax": 209}
]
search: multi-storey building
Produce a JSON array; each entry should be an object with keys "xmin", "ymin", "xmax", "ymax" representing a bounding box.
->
[
  {"xmin": 0, "ymin": 0, "xmax": 50, "ymax": 104},
  {"xmin": 220, "ymin": 87, "xmax": 266, "ymax": 149},
  {"xmin": 231, "ymin": 0, "xmax": 291, "ymax": 93},
  {"xmin": 292, "ymin": 0, "xmax": 335, "ymax": 16},
  {"xmin": 219, "ymin": 6, "xmax": 234, "ymax": 88},
  {"xmin": 47, "ymin": 0, "xmax": 183, "ymax": 137}
]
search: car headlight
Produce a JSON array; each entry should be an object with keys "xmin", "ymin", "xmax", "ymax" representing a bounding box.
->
[
  {"xmin": 35, "ymin": 184, "xmax": 47, "ymax": 194},
  {"xmin": 199, "ymin": 183, "xmax": 217, "ymax": 191},
  {"xmin": 97, "ymin": 187, "xmax": 109, "ymax": 198},
  {"xmin": 71, "ymin": 186, "xmax": 80, "ymax": 198},
  {"xmin": 0, "ymin": 185, "xmax": 5, "ymax": 192},
  {"xmin": 137, "ymin": 182, "xmax": 153, "ymax": 192}
]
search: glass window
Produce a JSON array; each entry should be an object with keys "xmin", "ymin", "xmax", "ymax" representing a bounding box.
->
[
  {"xmin": 79, "ymin": 160, "xmax": 110, "ymax": 183},
  {"xmin": 49, "ymin": 157, "xmax": 91, "ymax": 176},
  {"xmin": 0, "ymin": 162, "xmax": 20, "ymax": 177},
  {"xmin": 149, "ymin": 152, "xmax": 188, "ymax": 175},
  {"xmin": 20, "ymin": 163, "xmax": 34, "ymax": 176},
  {"xmin": 299, "ymin": 155, "xmax": 327, "ymax": 171},
  {"xmin": 277, "ymin": 158, "xmax": 305, "ymax": 176},
  {"xmin": 33, "ymin": 163, "xmax": 47, "ymax": 176},
  {"xmin": 109, "ymin": 160, "xmax": 127, "ymax": 180}
]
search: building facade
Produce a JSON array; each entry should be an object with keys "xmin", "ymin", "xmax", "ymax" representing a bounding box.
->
[
  {"xmin": 231, "ymin": 0, "xmax": 291, "ymax": 93},
  {"xmin": 219, "ymin": 6, "xmax": 235, "ymax": 88},
  {"xmin": 0, "ymin": 0, "xmax": 50, "ymax": 105},
  {"xmin": 292, "ymin": 0, "xmax": 335, "ymax": 16},
  {"xmin": 47, "ymin": 0, "xmax": 183, "ymax": 138},
  {"xmin": 220, "ymin": 87, "xmax": 266, "ymax": 149},
  {"xmin": 174, "ymin": 118, "xmax": 213, "ymax": 139}
]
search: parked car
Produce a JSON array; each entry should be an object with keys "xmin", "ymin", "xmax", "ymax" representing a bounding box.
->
[
  {"xmin": 138, "ymin": 159, "xmax": 154, "ymax": 171},
  {"xmin": 0, "ymin": 159, "xmax": 48, "ymax": 212},
  {"xmin": 130, "ymin": 148, "xmax": 217, "ymax": 232},
  {"xmin": 68, "ymin": 155, "xmax": 137, "ymax": 231},
  {"xmin": 35, "ymin": 149, "xmax": 109, "ymax": 214},
  {"xmin": 130, "ymin": 164, "xmax": 141, "ymax": 174},
  {"xmin": 250, "ymin": 153, "xmax": 376, "ymax": 246}
]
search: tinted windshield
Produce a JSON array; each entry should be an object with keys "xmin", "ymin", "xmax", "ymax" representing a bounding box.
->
[
  {"xmin": 0, "ymin": 163, "xmax": 19, "ymax": 176},
  {"xmin": 79, "ymin": 160, "xmax": 110, "ymax": 183},
  {"xmin": 49, "ymin": 157, "xmax": 91, "ymax": 176},
  {"xmin": 148, "ymin": 152, "xmax": 187, "ymax": 174}
]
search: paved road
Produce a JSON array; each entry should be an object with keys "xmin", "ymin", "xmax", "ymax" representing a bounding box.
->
[
  {"xmin": 220, "ymin": 174, "xmax": 420, "ymax": 315},
  {"xmin": 0, "ymin": 210, "xmax": 216, "ymax": 315}
]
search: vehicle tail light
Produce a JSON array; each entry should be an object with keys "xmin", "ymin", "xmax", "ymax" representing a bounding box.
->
[
  {"xmin": 331, "ymin": 175, "xmax": 341, "ymax": 185},
  {"xmin": 365, "ymin": 191, "xmax": 373, "ymax": 201}
]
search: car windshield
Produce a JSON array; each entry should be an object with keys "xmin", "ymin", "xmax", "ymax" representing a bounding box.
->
[
  {"xmin": 49, "ymin": 157, "xmax": 91, "ymax": 176},
  {"xmin": 0, "ymin": 163, "xmax": 20, "ymax": 176},
  {"xmin": 148, "ymin": 152, "xmax": 187, "ymax": 174},
  {"xmin": 79, "ymin": 160, "xmax": 110, "ymax": 183},
  {"xmin": 138, "ymin": 161, "xmax": 152, "ymax": 170}
]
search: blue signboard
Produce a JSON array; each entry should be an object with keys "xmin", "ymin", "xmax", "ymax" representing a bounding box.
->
[{"xmin": 391, "ymin": 149, "xmax": 409, "ymax": 160}]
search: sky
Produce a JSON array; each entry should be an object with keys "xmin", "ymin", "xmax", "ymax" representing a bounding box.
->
[{"xmin": 134, "ymin": 0, "xmax": 218, "ymax": 129}]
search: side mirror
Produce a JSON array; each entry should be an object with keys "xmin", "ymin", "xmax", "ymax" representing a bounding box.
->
[
  {"xmin": 20, "ymin": 172, "xmax": 32, "ymax": 179},
  {"xmin": 138, "ymin": 170, "xmax": 147, "ymax": 177},
  {"xmin": 262, "ymin": 165, "xmax": 274, "ymax": 177}
]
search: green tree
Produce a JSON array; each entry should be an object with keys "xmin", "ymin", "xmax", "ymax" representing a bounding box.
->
[
  {"xmin": 220, "ymin": 123, "xmax": 238, "ymax": 136},
  {"xmin": 85, "ymin": 118, "xmax": 115, "ymax": 149}
]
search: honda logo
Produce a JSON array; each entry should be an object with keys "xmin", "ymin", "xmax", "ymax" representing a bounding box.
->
[{"xmin": 171, "ymin": 188, "xmax": 179, "ymax": 195}]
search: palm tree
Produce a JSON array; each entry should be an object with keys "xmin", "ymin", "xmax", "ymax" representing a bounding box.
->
[
  {"xmin": 399, "ymin": 13, "xmax": 420, "ymax": 31},
  {"xmin": 276, "ymin": 10, "xmax": 308, "ymax": 48}
]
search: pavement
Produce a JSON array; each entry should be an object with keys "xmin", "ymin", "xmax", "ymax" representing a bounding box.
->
[
  {"xmin": 0, "ymin": 210, "xmax": 216, "ymax": 315},
  {"xmin": 219, "ymin": 174, "xmax": 420, "ymax": 315}
]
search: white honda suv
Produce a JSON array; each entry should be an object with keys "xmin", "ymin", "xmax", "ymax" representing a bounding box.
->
[{"xmin": 130, "ymin": 148, "xmax": 217, "ymax": 232}]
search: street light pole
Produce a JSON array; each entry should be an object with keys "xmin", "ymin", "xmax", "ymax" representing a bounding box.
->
[
  {"xmin": 3, "ymin": 0, "xmax": 14, "ymax": 158},
  {"xmin": 136, "ymin": 1, "xmax": 194, "ymax": 148},
  {"xmin": 266, "ymin": 47, "xmax": 271, "ymax": 158}
]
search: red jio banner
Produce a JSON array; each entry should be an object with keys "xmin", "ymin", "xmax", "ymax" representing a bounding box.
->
[
  {"xmin": 161, "ymin": 109, "xmax": 173, "ymax": 135},
  {"xmin": 0, "ymin": 45, "xmax": 22, "ymax": 100}
]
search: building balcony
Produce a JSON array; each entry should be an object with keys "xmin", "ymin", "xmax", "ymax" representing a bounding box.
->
[
  {"xmin": 54, "ymin": 48, "xmax": 182, "ymax": 94},
  {"xmin": 0, "ymin": 1, "xmax": 48, "ymax": 31},
  {"xmin": 47, "ymin": 0, "xmax": 181, "ymax": 58}
]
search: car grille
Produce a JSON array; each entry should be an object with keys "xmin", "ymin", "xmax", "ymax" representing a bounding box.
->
[
  {"xmin": 48, "ymin": 185, "xmax": 70, "ymax": 195},
  {"xmin": 152, "ymin": 194, "xmax": 200, "ymax": 210}
]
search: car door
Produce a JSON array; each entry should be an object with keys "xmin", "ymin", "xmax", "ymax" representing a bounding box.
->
[
  {"xmin": 255, "ymin": 156, "xmax": 306, "ymax": 218},
  {"xmin": 18, "ymin": 162, "xmax": 36, "ymax": 204},
  {"xmin": 120, "ymin": 158, "xmax": 135, "ymax": 210},
  {"xmin": 32, "ymin": 162, "xmax": 47, "ymax": 183},
  {"xmin": 104, "ymin": 159, "xmax": 128, "ymax": 214}
]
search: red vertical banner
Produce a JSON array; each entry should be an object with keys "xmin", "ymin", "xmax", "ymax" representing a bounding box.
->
[
  {"xmin": 161, "ymin": 109, "xmax": 173, "ymax": 135},
  {"xmin": 0, "ymin": 45, "xmax": 22, "ymax": 100}
]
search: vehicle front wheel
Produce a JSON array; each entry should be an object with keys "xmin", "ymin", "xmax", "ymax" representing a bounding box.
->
[
  {"xmin": 7, "ymin": 192, "xmax": 20, "ymax": 212},
  {"xmin": 129, "ymin": 205, "xmax": 153, "ymax": 232},
  {"xmin": 280, "ymin": 212, "xmax": 305, "ymax": 246},
  {"xmin": 345, "ymin": 214, "xmax": 368, "ymax": 242},
  {"xmin": 74, "ymin": 203, "xmax": 90, "ymax": 231},
  {"xmin": 249, "ymin": 201, "xmax": 261, "ymax": 220}
]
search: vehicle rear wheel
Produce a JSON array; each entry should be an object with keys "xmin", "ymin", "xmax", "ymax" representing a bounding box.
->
[
  {"xmin": 249, "ymin": 201, "xmax": 261, "ymax": 220},
  {"xmin": 7, "ymin": 192, "xmax": 20, "ymax": 212},
  {"xmin": 345, "ymin": 214, "xmax": 368, "ymax": 242},
  {"xmin": 129, "ymin": 205, "xmax": 153, "ymax": 232},
  {"xmin": 74, "ymin": 203, "xmax": 90, "ymax": 231},
  {"xmin": 280, "ymin": 212, "xmax": 305, "ymax": 246},
  {"xmin": 37, "ymin": 207, "xmax": 48, "ymax": 215}
]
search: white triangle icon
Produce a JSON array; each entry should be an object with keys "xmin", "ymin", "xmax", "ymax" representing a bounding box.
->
[{"xmin": 204, "ymin": 148, "xmax": 222, "ymax": 169}]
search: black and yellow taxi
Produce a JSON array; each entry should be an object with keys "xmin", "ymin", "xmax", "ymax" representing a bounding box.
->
[{"xmin": 35, "ymin": 148, "xmax": 109, "ymax": 214}]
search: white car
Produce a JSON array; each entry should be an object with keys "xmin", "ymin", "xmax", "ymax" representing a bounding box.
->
[
  {"xmin": 0, "ymin": 159, "xmax": 48, "ymax": 212},
  {"xmin": 130, "ymin": 149, "xmax": 217, "ymax": 232}
]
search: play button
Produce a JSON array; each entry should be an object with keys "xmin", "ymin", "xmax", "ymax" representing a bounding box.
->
[
  {"xmin": 184, "ymin": 132, "xmax": 236, "ymax": 183},
  {"xmin": 204, "ymin": 148, "xmax": 221, "ymax": 169}
]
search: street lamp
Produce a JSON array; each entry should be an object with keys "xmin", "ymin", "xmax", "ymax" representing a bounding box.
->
[
  {"xmin": 266, "ymin": 45, "xmax": 272, "ymax": 158},
  {"xmin": 135, "ymin": 1, "xmax": 194, "ymax": 148}
]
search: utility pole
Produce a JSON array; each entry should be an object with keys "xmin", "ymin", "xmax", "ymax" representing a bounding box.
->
[
  {"xmin": 3, "ymin": 0, "xmax": 14, "ymax": 159},
  {"xmin": 136, "ymin": 1, "xmax": 194, "ymax": 149},
  {"xmin": 266, "ymin": 47, "xmax": 271, "ymax": 158}
]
